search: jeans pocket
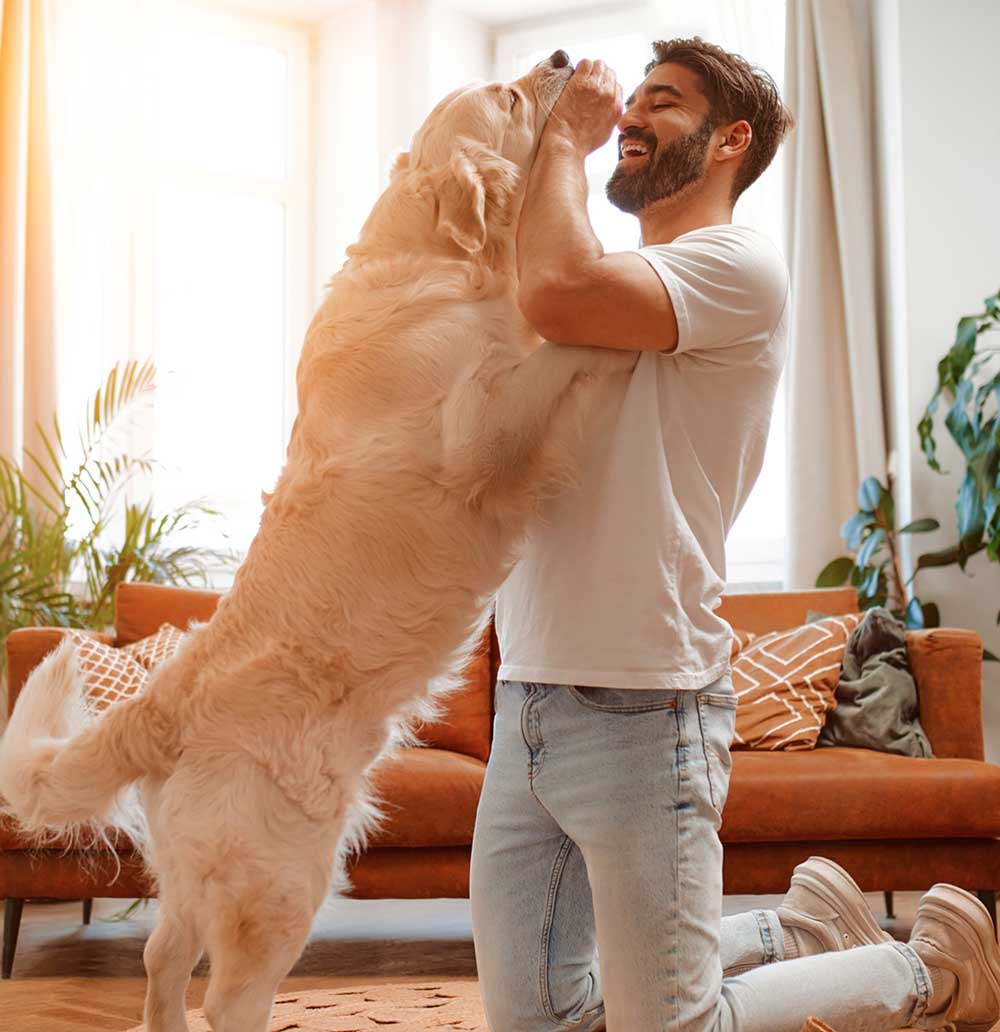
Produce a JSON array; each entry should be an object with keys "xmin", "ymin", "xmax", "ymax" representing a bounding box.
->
[
  {"xmin": 696, "ymin": 691, "xmax": 737, "ymax": 818},
  {"xmin": 567, "ymin": 686, "xmax": 678, "ymax": 714}
]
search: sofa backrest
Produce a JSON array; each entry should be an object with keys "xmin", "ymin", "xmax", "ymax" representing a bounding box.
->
[
  {"xmin": 113, "ymin": 582, "xmax": 494, "ymax": 764},
  {"xmin": 715, "ymin": 587, "xmax": 858, "ymax": 635},
  {"xmin": 6, "ymin": 582, "xmax": 981, "ymax": 763},
  {"xmin": 111, "ymin": 583, "xmax": 858, "ymax": 764}
]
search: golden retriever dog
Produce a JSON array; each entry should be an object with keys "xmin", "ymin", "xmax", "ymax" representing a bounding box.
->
[{"xmin": 0, "ymin": 52, "xmax": 637, "ymax": 1031}]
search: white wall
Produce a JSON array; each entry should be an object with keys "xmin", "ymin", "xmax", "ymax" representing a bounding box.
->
[{"xmin": 895, "ymin": 0, "xmax": 1000, "ymax": 757}]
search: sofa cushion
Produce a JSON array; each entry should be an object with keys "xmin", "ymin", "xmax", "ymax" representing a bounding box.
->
[
  {"xmin": 720, "ymin": 747, "xmax": 1000, "ymax": 842},
  {"xmin": 732, "ymin": 613, "xmax": 863, "ymax": 751},
  {"xmin": 65, "ymin": 630, "xmax": 148, "ymax": 714},
  {"xmin": 364, "ymin": 747, "xmax": 486, "ymax": 848},
  {"xmin": 730, "ymin": 628, "xmax": 757, "ymax": 661},
  {"xmin": 115, "ymin": 582, "xmax": 221, "ymax": 645},
  {"xmin": 122, "ymin": 622, "xmax": 187, "ymax": 671},
  {"xmin": 65, "ymin": 623, "xmax": 188, "ymax": 714},
  {"xmin": 411, "ymin": 624, "xmax": 493, "ymax": 764},
  {"xmin": 716, "ymin": 586, "xmax": 858, "ymax": 636},
  {"xmin": 0, "ymin": 813, "xmax": 136, "ymax": 852}
]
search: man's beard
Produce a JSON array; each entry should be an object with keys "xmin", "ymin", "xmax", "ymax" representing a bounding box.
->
[{"xmin": 605, "ymin": 118, "xmax": 716, "ymax": 215}]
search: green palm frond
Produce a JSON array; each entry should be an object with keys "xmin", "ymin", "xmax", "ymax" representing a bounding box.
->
[{"xmin": 1, "ymin": 358, "xmax": 241, "ymax": 675}]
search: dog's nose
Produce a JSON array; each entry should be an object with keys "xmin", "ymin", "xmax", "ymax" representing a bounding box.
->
[{"xmin": 549, "ymin": 49, "xmax": 570, "ymax": 69}]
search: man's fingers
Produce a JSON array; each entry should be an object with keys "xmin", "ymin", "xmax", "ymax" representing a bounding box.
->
[{"xmin": 574, "ymin": 57, "xmax": 593, "ymax": 77}]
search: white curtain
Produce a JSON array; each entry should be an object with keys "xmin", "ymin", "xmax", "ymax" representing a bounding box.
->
[
  {"xmin": 0, "ymin": 0, "xmax": 58, "ymax": 511},
  {"xmin": 783, "ymin": 0, "xmax": 889, "ymax": 587}
]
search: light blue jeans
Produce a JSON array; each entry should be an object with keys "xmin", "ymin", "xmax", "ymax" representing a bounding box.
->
[{"xmin": 469, "ymin": 675, "xmax": 940, "ymax": 1032}]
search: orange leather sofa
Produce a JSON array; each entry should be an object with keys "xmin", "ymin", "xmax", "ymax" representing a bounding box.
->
[{"xmin": 2, "ymin": 582, "xmax": 999, "ymax": 978}]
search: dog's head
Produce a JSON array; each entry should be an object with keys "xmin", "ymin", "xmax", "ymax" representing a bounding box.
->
[{"xmin": 394, "ymin": 52, "xmax": 574, "ymax": 257}]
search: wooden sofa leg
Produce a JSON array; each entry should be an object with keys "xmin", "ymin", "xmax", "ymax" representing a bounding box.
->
[
  {"xmin": 976, "ymin": 890, "xmax": 997, "ymax": 932},
  {"xmin": 82, "ymin": 899, "xmax": 93, "ymax": 925},
  {"xmin": 3, "ymin": 899, "xmax": 24, "ymax": 979},
  {"xmin": 884, "ymin": 891, "xmax": 895, "ymax": 920}
]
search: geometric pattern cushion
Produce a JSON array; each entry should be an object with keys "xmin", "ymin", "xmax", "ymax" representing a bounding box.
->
[
  {"xmin": 731, "ymin": 612, "xmax": 864, "ymax": 752},
  {"xmin": 729, "ymin": 627, "xmax": 758, "ymax": 661},
  {"xmin": 64, "ymin": 630, "xmax": 149, "ymax": 714},
  {"xmin": 121, "ymin": 621, "xmax": 186, "ymax": 671}
]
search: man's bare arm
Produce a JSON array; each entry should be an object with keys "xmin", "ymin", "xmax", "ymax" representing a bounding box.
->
[{"xmin": 515, "ymin": 62, "xmax": 678, "ymax": 354}]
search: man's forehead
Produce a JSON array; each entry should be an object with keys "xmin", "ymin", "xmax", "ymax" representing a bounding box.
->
[{"xmin": 624, "ymin": 63, "xmax": 705, "ymax": 108}]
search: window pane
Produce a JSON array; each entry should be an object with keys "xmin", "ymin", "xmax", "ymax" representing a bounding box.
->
[
  {"xmin": 725, "ymin": 370, "xmax": 787, "ymax": 583},
  {"xmin": 155, "ymin": 19, "xmax": 288, "ymax": 181},
  {"xmin": 151, "ymin": 185, "xmax": 286, "ymax": 550},
  {"xmin": 500, "ymin": 8, "xmax": 788, "ymax": 586},
  {"xmin": 514, "ymin": 32, "xmax": 649, "ymax": 254}
]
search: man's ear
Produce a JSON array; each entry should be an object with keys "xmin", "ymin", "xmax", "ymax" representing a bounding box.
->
[{"xmin": 431, "ymin": 141, "xmax": 520, "ymax": 255}]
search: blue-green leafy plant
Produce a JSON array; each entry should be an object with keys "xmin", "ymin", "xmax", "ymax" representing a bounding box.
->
[
  {"xmin": 816, "ymin": 475, "xmax": 944, "ymax": 630},
  {"xmin": 918, "ymin": 286, "xmax": 1000, "ymax": 623}
]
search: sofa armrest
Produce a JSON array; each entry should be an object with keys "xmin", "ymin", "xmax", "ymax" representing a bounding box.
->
[
  {"xmin": 5, "ymin": 627, "xmax": 115, "ymax": 717},
  {"xmin": 906, "ymin": 627, "xmax": 984, "ymax": 760}
]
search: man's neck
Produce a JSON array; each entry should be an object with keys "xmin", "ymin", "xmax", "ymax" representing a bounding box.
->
[{"xmin": 636, "ymin": 187, "xmax": 733, "ymax": 246}]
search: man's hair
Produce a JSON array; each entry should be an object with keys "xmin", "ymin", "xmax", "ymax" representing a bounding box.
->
[{"xmin": 645, "ymin": 37, "xmax": 795, "ymax": 203}]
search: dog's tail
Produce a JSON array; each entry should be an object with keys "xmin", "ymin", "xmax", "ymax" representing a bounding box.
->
[{"xmin": 0, "ymin": 638, "xmax": 178, "ymax": 848}]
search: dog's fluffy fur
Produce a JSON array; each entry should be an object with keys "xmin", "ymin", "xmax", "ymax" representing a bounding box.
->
[{"xmin": 0, "ymin": 59, "xmax": 638, "ymax": 1031}]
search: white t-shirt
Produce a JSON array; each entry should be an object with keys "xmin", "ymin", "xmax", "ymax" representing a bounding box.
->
[{"xmin": 494, "ymin": 223, "xmax": 790, "ymax": 691}]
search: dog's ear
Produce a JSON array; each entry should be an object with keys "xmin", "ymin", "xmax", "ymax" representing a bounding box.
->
[
  {"xmin": 389, "ymin": 150, "xmax": 411, "ymax": 181},
  {"xmin": 432, "ymin": 142, "xmax": 520, "ymax": 255}
]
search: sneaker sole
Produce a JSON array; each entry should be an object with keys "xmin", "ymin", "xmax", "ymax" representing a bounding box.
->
[
  {"xmin": 914, "ymin": 884, "xmax": 1000, "ymax": 1032},
  {"xmin": 788, "ymin": 856, "xmax": 894, "ymax": 949}
]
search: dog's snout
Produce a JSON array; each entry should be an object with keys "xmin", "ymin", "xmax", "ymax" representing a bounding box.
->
[{"xmin": 549, "ymin": 49, "xmax": 570, "ymax": 69}]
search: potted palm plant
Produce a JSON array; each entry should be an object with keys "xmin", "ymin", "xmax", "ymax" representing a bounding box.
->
[{"xmin": 0, "ymin": 358, "xmax": 240, "ymax": 682}]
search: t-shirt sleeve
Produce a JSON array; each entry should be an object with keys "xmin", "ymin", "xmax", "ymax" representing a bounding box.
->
[{"xmin": 634, "ymin": 227, "xmax": 789, "ymax": 356}]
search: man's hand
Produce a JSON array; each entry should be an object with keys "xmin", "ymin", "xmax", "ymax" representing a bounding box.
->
[{"xmin": 544, "ymin": 59, "xmax": 623, "ymax": 159}]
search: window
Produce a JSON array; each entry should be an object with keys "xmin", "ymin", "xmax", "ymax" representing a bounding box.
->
[
  {"xmin": 50, "ymin": 0, "xmax": 311, "ymax": 576},
  {"xmin": 494, "ymin": 1, "xmax": 788, "ymax": 588}
]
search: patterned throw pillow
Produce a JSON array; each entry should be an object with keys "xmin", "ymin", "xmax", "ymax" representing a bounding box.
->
[
  {"xmin": 64, "ymin": 630, "xmax": 149, "ymax": 714},
  {"xmin": 729, "ymin": 627, "xmax": 757, "ymax": 661},
  {"xmin": 122, "ymin": 622, "xmax": 186, "ymax": 671},
  {"xmin": 64, "ymin": 623, "xmax": 188, "ymax": 714},
  {"xmin": 731, "ymin": 613, "xmax": 863, "ymax": 751}
]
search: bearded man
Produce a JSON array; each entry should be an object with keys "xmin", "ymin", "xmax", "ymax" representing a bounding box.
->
[{"xmin": 469, "ymin": 36, "xmax": 1000, "ymax": 1032}]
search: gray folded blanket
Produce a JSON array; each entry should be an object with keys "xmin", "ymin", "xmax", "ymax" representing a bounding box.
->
[{"xmin": 813, "ymin": 606, "xmax": 933, "ymax": 757}]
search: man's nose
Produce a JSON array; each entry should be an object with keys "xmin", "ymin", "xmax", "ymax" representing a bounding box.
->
[{"xmin": 617, "ymin": 105, "xmax": 646, "ymax": 133}]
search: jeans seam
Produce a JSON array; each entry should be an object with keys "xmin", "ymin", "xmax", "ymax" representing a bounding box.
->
[
  {"xmin": 695, "ymin": 696, "xmax": 720, "ymax": 816},
  {"xmin": 670, "ymin": 699, "xmax": 687, "ymax": 1015},
  {"xmin": 538, "ymin": 835, "xmax": 580, "ymax": 1028},
  {"xmin": 566, "ymin": 686, "xmax": 678, "ymax": 714},
  {"xmin": 891, "ymin": 940, "xmax": 932, "ymax": 1025},
  {"xmin": 752, "ymin": 908, "xmax": 780, "ymax": 964}
]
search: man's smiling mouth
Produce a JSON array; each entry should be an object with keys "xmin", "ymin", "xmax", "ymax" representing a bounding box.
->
[{"xmin": 618, "ymin": 137, "xmax": 653, "ymax": 163}]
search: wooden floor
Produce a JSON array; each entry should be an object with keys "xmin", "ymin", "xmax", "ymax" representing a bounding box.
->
[{"xmin": 0, "ymin": 890, "xmax": 968, "ymax": 1032}]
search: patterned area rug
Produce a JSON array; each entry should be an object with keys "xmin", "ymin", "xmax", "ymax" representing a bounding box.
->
[
  {"xmin": 121, "ymin": 980, "xmax": 853, "ymax": 1031},
  {"xmin": 125, "ymin": 981, "xmax": 489, "ymax": 1030}
]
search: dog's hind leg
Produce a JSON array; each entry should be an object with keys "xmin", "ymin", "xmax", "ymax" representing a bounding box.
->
[
  {"xmin": 201, "ymin": 856, "xmax": 330, "ymax": 1032},
  {"xmin": 141, "ymin": 779, "xmax": 205, "ymax": 1032},
  {"xmin": 143, "ymin": 897, "xmax": 204, "ymax": 1032}
]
